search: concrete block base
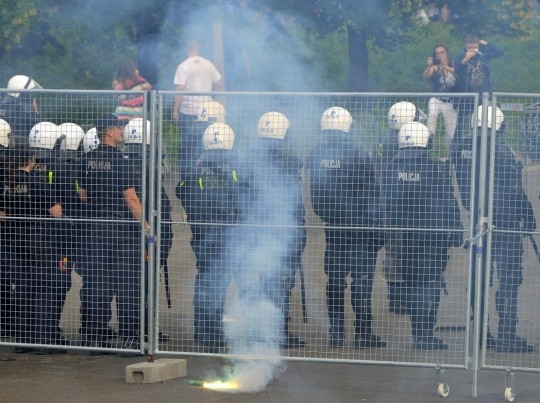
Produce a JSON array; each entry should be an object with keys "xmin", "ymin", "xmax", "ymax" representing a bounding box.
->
[{"xmin": 125, "ymin": 358, "xmax": 187, "ymax": 384}]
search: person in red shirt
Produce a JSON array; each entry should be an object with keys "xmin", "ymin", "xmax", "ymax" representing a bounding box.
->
[{"xmin": 112, "ymin": 60, "xmax": 152, "ymax": 120}]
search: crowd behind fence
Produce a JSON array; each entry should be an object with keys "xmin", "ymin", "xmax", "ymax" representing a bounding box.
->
[{"xmin": 1, "ymin": 89, "xmax": 539, "ymax": 399}]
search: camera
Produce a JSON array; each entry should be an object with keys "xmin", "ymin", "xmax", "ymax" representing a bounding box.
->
[{"xmin": 432, "ymin": 58, "xmax": 440, "ymax": 65}]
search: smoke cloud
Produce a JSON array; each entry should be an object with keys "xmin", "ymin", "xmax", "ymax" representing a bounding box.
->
[
  {"xmin": 159, "ymin": 2, "xmax": 323, "ymax": 92},
  {"xmin": 212, "ymin": 140, "xmax": 301, "ymax": 392}
]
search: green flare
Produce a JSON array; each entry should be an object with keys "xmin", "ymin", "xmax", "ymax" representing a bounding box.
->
[{"xmin": 189, "ymin": 380, "xmax": 204, "ymax": 387}]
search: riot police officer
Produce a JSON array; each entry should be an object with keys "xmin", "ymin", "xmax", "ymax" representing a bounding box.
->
[
  {"xmin": 2, "ymin": 145, "xmax": 63, "ymax": 352},
  {"xmin": 250, "ymin": 111, "xmax": 307, "ymax": 348},
  {"xmin": 77, "ymin": 113, "xmax": 143, "ymax": 352},
  {"xmin": 0, "ymin": 75, "xmax": 43, "ymax": 145},
  {"xmin": 452, "ymin": 105, "xmax": 536, "ymax": 353},
  {"xmin": 176, "ymin": 101, "xmax": 226, "ymax": 267},
  {"xmin": 375, "ymin": 101, "xmax": 418, "ymax": 315},
  {"xmin": 308, "ymin": 106, "xmax": 386, "ymax": 349},
  {"xmin": 383, "ymin": 122, "xmax": 462, "ymax": 350},
  {"xmin": 27, "ymin": 121, "xmax": 74, "ymax": 350},
  {"xmin": 182, "ymin": 122, "xmax": 243, "ymax": 351}
]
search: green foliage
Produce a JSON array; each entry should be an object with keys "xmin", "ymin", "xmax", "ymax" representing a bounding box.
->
[
  {"xmin": 365, "ymin": 20, "xmax": 540, "ymax": 94},
  {"xmin": 0, "ymin": 1, "xmax": 138, "ymax": 90},
  {"xmin": 368, "ymin": 23, "xmax": 460, "ymax": 92},
  {"xmin": 1, "ymin": 0, "xmax": 539, "ymax": 96},
  {"xmin": 450, "ymin": 0, "xmax": 534, "ymax": 38},
  {"xmin": 0, "ymin": 0, "xmax": 37, "ymax": 52},
  {"xmin": 301, "ymin": 28, "xmax": 349, "ymax": 91},
  {"xmin": 489, "ymin": 23, "xmax": 540, "ymax": 93}
]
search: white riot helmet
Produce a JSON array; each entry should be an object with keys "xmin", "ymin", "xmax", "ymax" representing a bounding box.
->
[
  {"xmin": 82, "ymin": 128, "xmax": 99, "ymax": 153},
  {"xmin": 398, "ymin": 122, "xmax": 431, "ymax": 149},
  {"xmin": 29, "ymin": 122, "xmax": 60, "ymax": 150},
  {"xmin": 59, "ymin": 123, "xmax": 85, "ymax": 151},
  {"xmin": 123, "ymin": 118, "xmax": 151, "ymax": 145},
  {"xmin": 0, "ymin": 119, "xmax": 12, "ymax": 148},
  {"xmin": 7, "ymin": 75, "xmax": 43, "ymax": 98},
  {"xmin": 321, "ymin": 106, "xmax": 353, "ymax": 133},
  {"xmin": 388, "ymin": 101, "xmax": 417, "ymax": 130},
  {"xmin": 202, "ymin": 122, "xmax": 235, "ymax": 150},
  {"xmin": 474, "ymin": 105, "xmax": 505, "ymax": 131},
  {"xmin": 257, "ymin": 111, "xmax": 290, "ymax": 140},
  {"xmin": 196, "ymin": 101, "xmax": 226, "ymax": 123}
]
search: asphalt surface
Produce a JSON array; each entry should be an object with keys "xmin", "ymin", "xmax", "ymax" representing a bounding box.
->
[{"xmin": 2, "ymin": 345, "xmax": 540, "ymax": 403}]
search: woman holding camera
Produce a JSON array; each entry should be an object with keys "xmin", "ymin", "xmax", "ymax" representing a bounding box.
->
[{"xmin": 423, "ymin": 44, "xmax": 458, "ymax": 153}]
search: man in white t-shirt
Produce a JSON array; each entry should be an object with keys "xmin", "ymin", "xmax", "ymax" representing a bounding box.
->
[
  {"xmin": 173, "ymin": 39, "xmax": 223, "ymax": 119},
  {"xmin": 172, "ymin": 39, "xmax": 224, "ymax": 177}
]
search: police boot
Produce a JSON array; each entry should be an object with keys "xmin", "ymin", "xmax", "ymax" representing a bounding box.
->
[
  {"xmin": 412, "ymin": 288, "xmax": 448, "ymax": 351},
  {"xmin": 202, "ymin": 308, "xmax": 225, "ymax": 352},
  {"xmin": 281, "ymin": 317, "xmax": 306, "ymax": 349},
  {"xmin": 192, "ymin": 274, "xmax": 208, "ymax": 345},
  {"xmin": 388, "ymin": 281, "xmax": 408, "ymax": 315},
  {"xmin": 327, "ymin": 283, "xmax": 345, "ymax": 347},
  {"xmin": 353, "ymin": 303, "xmax": 386, "ymax": 349},
  {"xmin": 479, "ymin": 326, "xmax": 497, "ymax": 350},
  {"xmin": 495, "ymin": 287, "xmax": 535, "ymax": 353}
]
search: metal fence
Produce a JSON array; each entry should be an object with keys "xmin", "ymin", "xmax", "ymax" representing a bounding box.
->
[{"xmin": 1, "ymin": 89, "xmax": 539, "ymax": 399}]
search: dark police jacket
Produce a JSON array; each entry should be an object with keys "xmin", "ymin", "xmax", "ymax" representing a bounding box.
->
[
  {"xmin": 382, "ymin": 147, "xmax": 462, "ymax": 246},
  {"xmin": 0, "ymin": 95, "xmax": 42, "ymax": 144},
  {"xmin": 78, "ymin": 145, "xmax": 140, "ymax": 221},
  {"xmin": 2, "ymin": 168, "xmax": 60, "ymax": 259},
  {"xmin": 452, "ymin": 131, "xmax": 535, "ymax": 231},
  {"xmin": 374, "ymin": 129, "xmax": 400, "ymax": 182},
  {"xmin": 248, "ymin": 141, "xmax": 306, "ymax": 254},
  {"xmin": 181, "ymin": 149, "xmax": 246, "ymax": 225},
  {"xmin": 33, "ymin": 150, "xmax": 80, "ymax": 259},
  {"xmin": 307, "ymin": 132, "xmax": 381, "ymax": 243}
]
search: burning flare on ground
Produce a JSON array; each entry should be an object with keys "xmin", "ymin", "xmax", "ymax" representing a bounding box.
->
[{"xmin": 189, "ymin": 379, "xmax": 240, "ymax": 391}]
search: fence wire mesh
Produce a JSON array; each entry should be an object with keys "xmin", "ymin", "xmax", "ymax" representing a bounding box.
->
[
  {"xmin": 479, "ymin": 94, "xmax": 540, "ymax": 372},
  {"xmin": 2, "ymin": 90, "xmax": 539, "ymax": 384},
  {"xmin": 0, "ymin": 89, "xmax": 147, "ymax": 355},
  {"xmin": 156, "ymin": 92, "xmax": 472, "ymax": 368}
]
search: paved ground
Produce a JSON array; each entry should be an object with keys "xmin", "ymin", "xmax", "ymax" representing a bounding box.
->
[{"xmin": 1, "ymin": 346, "xmax": 540, "ymax": 403}]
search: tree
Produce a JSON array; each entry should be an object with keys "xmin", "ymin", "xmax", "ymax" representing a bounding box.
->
[
  {"xmin": 0, "ymin": 1, "xmax": 37, "ymax": 52},
  {"xmin": 269, "ymin": 0, "xmax": 536, "ymax": 91}
]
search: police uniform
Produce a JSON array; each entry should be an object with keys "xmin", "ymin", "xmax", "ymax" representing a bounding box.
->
[
  {"xmin": 31, "ymin": 149, "xmax": 73, "ymax": 346},
  {"xmin": 78, "ymin": 139, "xmax": 141, "ymax": 348},
  {"xmin": 176, "ymin": 104, "xmax": 225, "ymax": 264},
  {"xmin": 452, "ymin": 125, "xmax": 536, "ymax": 353},
  {"xmin": 383, "ymin": 146, "xmax": 461, "ymax": 350},
  {"xmin": 249, "ymin": 141, "xmax": 307, "ymax": 348},
  {"xmin": 186, "ymin": 148, "xmax": 244, "ymax": 350},
  {"xmin": 1, "ymin": 147, "xmax": 62, "ymax": 348},
  {"xmin": 374, "ymin": 128, "xmax": 408, "ymax": 314},
  {"xmin": 0, "ymin": 95, "xmax": 42, "ymax": 145},
  {"xmin": 56, "ymin": 150, "xmax": 87, "ymax": 272},
  {"xmin": 308, "ymin": 132, "xmax": 385, "ymax": 349}
]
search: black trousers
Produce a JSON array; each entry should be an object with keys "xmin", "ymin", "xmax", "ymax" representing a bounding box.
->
[{"xmin": 81, "ymin": 222, "xmax": 141, "ymax": 342}]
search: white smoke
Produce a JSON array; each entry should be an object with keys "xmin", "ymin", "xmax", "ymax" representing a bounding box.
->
[
  {"xmin": 219, "ymin": 298, "xmax": 287, "ymax": 393},
  {"xmin": 162, "ymin": 2, "xmax": 318, "ymax": 392},
  {"xmin": 159, "ymin": 2, "xmax": 322, "ymax": 92}
]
